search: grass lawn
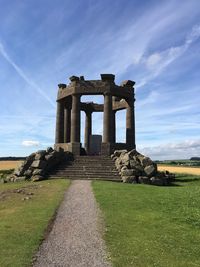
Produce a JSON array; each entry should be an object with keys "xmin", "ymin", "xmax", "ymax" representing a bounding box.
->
[
  {"xmin": 0, "ymin": 179, "xmax": 70, "ymax": 267},
  {"xmin": 93, "ymin": 174, "xmax": 200, "ymax": 267}
]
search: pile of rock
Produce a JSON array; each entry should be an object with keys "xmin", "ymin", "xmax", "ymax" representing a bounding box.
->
[
  {"xmin": 111, "ymin": 149, "xmax": 175, "ymax": 186},
  {"xmin": 7, "ymin": 147, "xmax": 73, "ymax": 182}
]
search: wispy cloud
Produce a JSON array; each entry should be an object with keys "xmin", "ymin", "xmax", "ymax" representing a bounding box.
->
[
  {"xmin": 137, "ymin": 24, "xmax": 200, "ymax": 88},
  {"xmin": 0, "ymin": 42, "xmax": 55, "ymax": 107},
  {"xmin": 22, "ymin": 140, "xmax": 40, "ymax": 147}
]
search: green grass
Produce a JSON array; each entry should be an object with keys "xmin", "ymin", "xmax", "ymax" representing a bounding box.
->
[
  {"xmin": 92, "ymin": 174, "xmax": 200, "ymax": 267},
  {"xmin": 0, "ymin": 179, "xmax": 70, "ymax": 267}
]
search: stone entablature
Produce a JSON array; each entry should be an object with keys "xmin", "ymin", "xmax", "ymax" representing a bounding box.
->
[{"xmin": 55, "ymin": 74, "xmax": 136, "ymax": 156}]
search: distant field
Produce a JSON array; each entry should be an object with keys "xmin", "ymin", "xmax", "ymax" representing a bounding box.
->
[
  {"xmin": 0, "ymin": 161, "xmax": 23, "ymax": 170},
  {"xmin": 158, "ymin": 165, "xmax": 200, "ymax": 175}
]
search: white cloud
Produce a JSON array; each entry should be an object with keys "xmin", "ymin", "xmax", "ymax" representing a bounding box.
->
[
  {"xmin": 146, "ymin": 53, "xmax": 161, "ymax": 69},
  {"xmin": 137, "ymin": 24, "xmax": 200, "ymax": 88},
  {"xmin": 138, "ymin": 139, "xmax": 200, "ymax": 160},
  {"xmin": 22, "ymin": 140, "xmax": 40, "ymax": 147}
]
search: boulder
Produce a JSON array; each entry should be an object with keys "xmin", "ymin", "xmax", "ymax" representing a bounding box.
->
[
  {"xmin": 150, "ymin": 177, "xmax": 164, "ymax": 186},
  {"xmin": 144, "ymin": 164, "xmax": 157, "ymax": 177},
  {"xmin": 113, "ymin": 150, "xmax": 127, "ymax": 157},
  {"xmin": 35, "ymin": 150, "xmax": 47, "ymax": 160},
  {"xmin": 141, "ymin": 157, "xmax": 154, "ymax": 168},
  {"xmin": 14, "ymin": 176, "xmax": 26, "ymax": 182},
  {"xmin": 120, "ymin": 153, "xmax": 130, "ymax": 167},
  {"xmin": 127, "ymin": 149, "xmax": 139, "ymax": 158},
  {"xmin": 24, "ymin": 169, "xmax": 33, "ymax": 178},
  {"xmin": 31, "ymin": 160, "xmax": 47, "ymax": 169},
  {"xmin": 32, "ymin": 175, "xmax": 44, "ymax": 182},
  {"xmin": 112, "ymin": 149, "xmax": 174, "ymax": 186},
  {"xmin": 121, "ymin": 169, "xmax": 134, "ymax": 176},
  {"xmin": 46, "ymin": 147, "xmax": 54, "ymax": 153},
  {"xmin": 32, "ymin": 169, "xmax": 44, "ymax": 176},
  {"xmin": 122, "ymin": 176, "xmax": 137, "ymax": 183},
  {"xmin": 138, "ymin": 176, "xmax": 150, "ymax": 184}
]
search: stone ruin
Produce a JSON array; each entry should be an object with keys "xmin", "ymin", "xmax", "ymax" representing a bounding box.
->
[
  {"xmin": 7, "ymin": 148, "xmax": 73, "ymax": 182},
  {"xmin": 6, "ymin": 147, "xmax": 175, "ymax": 186},
  {"xmin": 111, "ymin": 149, "xmax": 175, "ymax": 185},
  {"xmin": 6, "ymin": 74, "xmax": 175, "ymax": 185}
]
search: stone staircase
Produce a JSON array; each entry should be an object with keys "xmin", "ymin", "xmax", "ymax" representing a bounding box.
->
[{"xmin": 48, "ymin": 156, "xmax": 122, "ymax": 181}]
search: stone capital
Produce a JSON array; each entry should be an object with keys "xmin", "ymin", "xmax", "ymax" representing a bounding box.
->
[
  {"xmin": 101, "ymin": 74, "xmax": 115, "ymax": 82},
  {"xmin": 69, "ymin": 76, "xmax": 80, "ymax": 82},
  {"xmin": 120, "ymin": 80, "xmax": 135, "ymax": 87},
  {"xmin": 58, "ymin": 83, "xmax": 66, "ymax": 89}
]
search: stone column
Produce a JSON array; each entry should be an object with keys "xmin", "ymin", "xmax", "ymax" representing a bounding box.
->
[
  {"xmin": 126, "ymin": 92, "xmax": 136, "ymax": 149},
  {"xmin": 84, "ymin": 111, "xmax": 92, "ymax": 153},
  {"xmin": 103, "ymin": 93, "xmax": 112, "ymax": 143},
  {"xmin": 111, "ymin": 110, "xmax": 116, "ymax": 143},
  {"xmin": 64, "ymin": 107, "xmax": 71, "ymax": 143},
  {"xmin": 71, "ymin": 94, "xmax": 80, "ymax": 143},
  {"xmin": 55, "ymin": 101, "xmax": 64, "ymax": 143}
]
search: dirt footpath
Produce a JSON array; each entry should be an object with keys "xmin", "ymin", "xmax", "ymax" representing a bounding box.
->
[{"xmin": 33, "ymin": 180, "xmax": 112, "ymax": 267}]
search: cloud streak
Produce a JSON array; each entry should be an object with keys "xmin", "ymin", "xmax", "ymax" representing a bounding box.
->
[
  {"xmin": 137, "ymin": 24, "xmax": 200, "ymax": 88},
  {"xmin": 0, "ymin": 42, "xmax": 55, "ymax": 107}
]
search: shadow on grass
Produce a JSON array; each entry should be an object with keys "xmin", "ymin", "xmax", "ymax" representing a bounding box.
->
[{"xmin": 175, "ymin": 177, "xmax": 200, "ymax": 183}]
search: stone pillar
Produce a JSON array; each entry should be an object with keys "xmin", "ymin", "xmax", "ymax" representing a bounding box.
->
[
  {"xmin": 55, "ymin": 101, "xmax": 64, "ymax": 143},
  {"xmin": 84, "ymin": 111, "xmax": 92, "ymax": 153},
  {"xmin": 103, "ymin": 93, "xmax": 112, "ymax": 143},
  {"xmin": 111, "ymin": 110, "xmax": 116, "ymax": 143},
  {"xmin": 126, "ymin": 92, "xmax": 136, "ymax": 149},
  {"xmin": 71, "ymin": 94, "xmax": 80, "ymax": 143},
  {"xmin": 64, "ymin": 107, "xmax": 71, "ymax": 143}
]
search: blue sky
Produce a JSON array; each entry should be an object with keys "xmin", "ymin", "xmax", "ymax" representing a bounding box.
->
[{"xmin": 0, "ymin": 0, "xmax": 200, "ymax": 159}]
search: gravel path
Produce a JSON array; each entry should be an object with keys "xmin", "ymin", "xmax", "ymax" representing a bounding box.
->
[{"xmin": 33, "ymin": 180, "xmax": 112, "ymax": 267}]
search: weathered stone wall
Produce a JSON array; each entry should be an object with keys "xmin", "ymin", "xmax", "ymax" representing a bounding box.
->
[{"xmin": 111, "ymin": 149, "xmax": 175, "ymax": 186}]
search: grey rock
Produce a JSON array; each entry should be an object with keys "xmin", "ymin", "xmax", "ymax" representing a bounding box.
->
[
  {"xmin": 31, "ymin": 160, "xmax": 47, "ymax": 169},
  {"xmin": 150, "ymin": 177, "xmax": 164, "ymax": 186},
  {"xmin": 144, "ymin": 164, "xmax": 157, "ymax": 177},
  {"xmin": 35, "ymin": 150, "xmax": 47, "ymax": 160},
  {"xmin": 138, "ymin": 176, "xmax": 150, "ymax": 184},
  {"xmin": 46, "ymin": 147, "xmax": 54, "ymax": 153},
  {"xmin": 24, "ymin": 169, "xmax": 33, "ymax": 178},
  {"xmin": 141, "ymin": 157, "xmax": 154, "ymax": 168},
  {"xmin": 127, "ymin": 149, "xmax": 139, "ymax": 158},
  {"xmin": 122, "ymin": 176, "xmax": 137, "ymax": 183},
  {"xmin": 32, "ymin": 169, "xmax": 44, "ymax": 176},
  {"xmin": 14, "ymin": 176, "xmax": 26, "ymax": 182},
  {"xmin": 121, "ymin": 169, "xmax": 134, "ymax": 176},
  {"xmin": 32, "ymin": 175, "xmax": 44, "ymax": 182}
]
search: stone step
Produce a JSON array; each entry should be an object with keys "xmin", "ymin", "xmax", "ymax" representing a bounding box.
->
[
  {"xmin": 51, "ymin": 171, "xmax": 119, "ymax": 176},
  {"xmin": 54, "ymin": 167, "xmax": 117, "ymax": 171},
  {"xmin": 49, "ymin": 174, "xmax": 120, "ymax": 177},
  {"xmin": 48, "ymin": 156, "xmax": 121, "ymax": 182},
  {"xmin": 49, "ymin": 176, "xmax": 121, "ymax": 182},
  {"xmin": 51, "ymin": 173, "xmax": 120, "ymax": 178}
]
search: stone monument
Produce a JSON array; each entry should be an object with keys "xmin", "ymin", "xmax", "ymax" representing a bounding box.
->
[{"xmin": 54, "ymin": 74, "xmax": 136, "ymax": 156}]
